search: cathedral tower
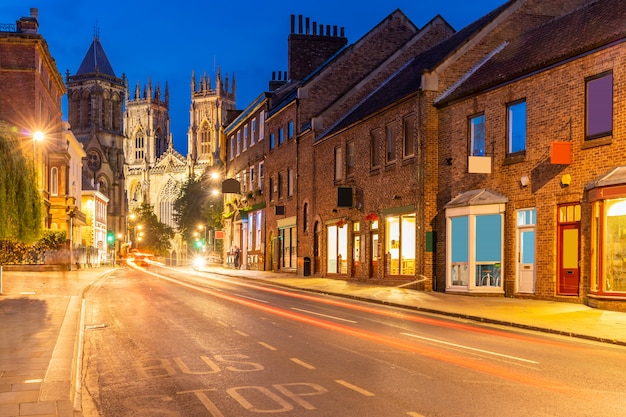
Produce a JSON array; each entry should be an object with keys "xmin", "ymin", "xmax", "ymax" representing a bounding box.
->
[
  {"xmin": 187, "ymin": 67, "xmax": 237, "ymax": 170},
  {"xmin": 123, "ymin": 77, "xmax": 188, "ymax": 231},
  {"xmin": 66, "ymin": 33, "xmax": 127, "ymax": 239}
]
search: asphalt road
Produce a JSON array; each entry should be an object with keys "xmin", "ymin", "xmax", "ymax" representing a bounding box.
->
[{"xmin": 80, "ymin": 265, "xmax": 626, "ymax": 416}]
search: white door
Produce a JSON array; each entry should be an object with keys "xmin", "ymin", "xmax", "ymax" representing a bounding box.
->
[{"xmin": 517, "ymin": 227, "xmax": 535, "ymax": 293}]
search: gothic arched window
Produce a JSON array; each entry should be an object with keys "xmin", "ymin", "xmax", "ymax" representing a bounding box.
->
[
  {"xmin": 200, "ymin": 123, "xmax": 211, "ymax": 156},
  {"xmin": 135, "ymin": 130, "xmax": 145, "ymax": 161}
]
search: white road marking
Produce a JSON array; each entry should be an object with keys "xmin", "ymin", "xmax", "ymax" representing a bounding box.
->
[
  {"xmin": 407, "ymin": 412, "xmax": 426, "ymax": 417},
  {"xmin": 291, "ymin": 307, "xmax": 357, "ymax": 323},
  {"xmin": 401, "ymin": 332, "xmax": 539, "ymax": 364},
  {"xmin": 258, "ymin": 342, "xmax": 277, "ymax": 350},
  {"xmin": 234, "ymin": 293, "xmax": 269, "ymax": 303},
  {"xmin": 335, "ymin": 380, "xmax": 374, "ymax": 396},
  {"xmin": 235, "ymin": 330, "xmax": 249, "ymax": 337},
  {"xmin": 290, "ymin": 358, "xmax": 316, "ymax": 369}
]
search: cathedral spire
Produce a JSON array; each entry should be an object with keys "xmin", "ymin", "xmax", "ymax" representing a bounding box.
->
[
  {"xmin": 191, "ymin": 70, "xmax": 196, "ymax": 93},
  {"xmin": 135, "ymin": 81, "xmax": 141, "ymax": 100},
  {"xmin": 165, "ymin": 81, "xmax": 169, "ymax": 105}
]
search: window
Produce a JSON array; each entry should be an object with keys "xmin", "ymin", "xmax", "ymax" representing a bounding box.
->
[
  {"xmin": 586, "ymin": 72, "xmax": 613, "ymax": 140},
  {"xmin": 200, "ymin": 124, "xmax": 211, "ymax": 155},
  {"xmin": 251, "ymin": 118, "xmax": 257, "ymax": 145},
  {"xmin": 135, "ymin": 131, "xmax": 144, "ymax": 161},
  {"xmin": 385, "ymin": 214, "xmax": 416, "ymax": 276},
  {"xmin": 277, "ymin": 173, "xmax": 283, "ymax": 199},
  {"xmin": 259, "ymin": 161, "xmax": 264, "ymax": 191},
  {"xmin": 469, "ymin": 114, "xmax": 485, "ymax": 156},
  {"xmin": 250, "ymin": 166, "xmax": 255, "ymax": 191},
  {"xmin": 270, "ymin": 133, "xmax": 275, "ymax": 150},
  {"xmin": 287, "ymin": 168, "xmax": 294, "ymax": 197},
  {"xmin": 259, "ymin": 111, "xmax": 265, "ymax": 140},
  {"xmin": 346, "ymin": 141, "xmax": 355, "ymax": 177},
  {"xmin": 507, "ymin": 101, "xmax": 526, "ymax": 154},
  {"xmin": 592, "ymin": 198, "xmax": 626, "ymax": 293},
  {"xmin": 334, "ymin": 146, "xmax": 343, "ymax": 181},
  {"xmin": 386, "ymin": 124, "xmax": 396, "ymax": 163},
  {"xmin": 50, "ymin": 167, "xmax": 58, "ymax": 196},
  {"xmin": 236, "ymin": 131, "xmax": 241, "ymax": 156},
  {"xmin": 403, "ymin": 115, "xmax": 415, "ymax": 158},
  {"xmin": 370, "ymin": 128, "xmax": 381, "ymax": 168},
  {"xmin": 327, "ymin": 223, "xmax": 348, "ymax": 274},
  {"xmin": 243, "ymin": 124, "xmax": 249, "ymax": 151},
  {"xmin": 269, "ymin": 176, "xmax": 274, "ymax": 201},
  {"xmin": 278, "ymin": 128, "xmax": 284, "ymax": 145},
  {"xmin": 256, "ymin": 211, "xmax": 263, "ymax": 250},
  {"xmin": 447, "ymin": 206, "xmax": 504, "ymax": 291},
  {"xmin": 229, "ymin": 136, "xmax": 235, "ymax": 161},
  {"xmin": 288, "ymin": 120, "xmax": 294, "ymax": 140}
]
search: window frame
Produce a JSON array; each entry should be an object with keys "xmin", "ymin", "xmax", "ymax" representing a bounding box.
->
[
  {"xmin": 585, "ymin": 71, "xmax": 613, "ymax": 141},
  {"xmin": 506, "ymin": 100, "xmax": 527, "ymax": 155},
  {"xmin": 469, "ymin": 113, "xmax": 486, "ymax": 157},
  {"xmin": 403, "ymin": 114, "xmax": 415, "ymax": 159},
  {"xmin": 386, "ymin": 123, "xmax": 396, "ymax": 163},
  {"xmin": 346, "ymin": 141, "xmax": 355, "ymax": 177}
]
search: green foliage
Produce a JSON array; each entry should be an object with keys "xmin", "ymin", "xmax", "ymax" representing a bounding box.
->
[
  {"xmin": 0, "ymin": 229, "xmax": 67, "ymax": 264},
  {"xmin": 173, "ymin": 165, "xmax": 224, "ymax": 244},
  {"xmin": 130, "ymin": 203, "xmax": 175, "ymax": 256},
  {"xmin": 0, "ymin": 123, "xmax": 42, "ymax": 243}
]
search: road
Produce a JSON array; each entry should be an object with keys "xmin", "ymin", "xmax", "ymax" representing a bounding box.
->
[{"xmin": 80, "ymin": 264, "xmax": 626, "ymax": 416}]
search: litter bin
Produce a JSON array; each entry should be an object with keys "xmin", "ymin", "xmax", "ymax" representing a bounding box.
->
[{"xmin": 303, "ymin": 256, "xmax": 311, "ymax": 276}]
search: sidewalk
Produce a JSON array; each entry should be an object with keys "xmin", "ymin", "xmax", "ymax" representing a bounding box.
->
[
  {"xmin": 0, "ymin": 268, "xmax": 111, "ymax": 417},
  {"xmin": 1, "ymin": 265, "xmax": 625, "ymax": 416}
]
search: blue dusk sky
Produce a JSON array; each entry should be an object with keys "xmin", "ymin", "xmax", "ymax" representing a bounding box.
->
[{"xmin": 1, "ymin": 1, "xmax": 507, "ymax": 155}]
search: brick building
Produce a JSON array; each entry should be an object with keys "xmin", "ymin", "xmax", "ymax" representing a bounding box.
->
[
  {"xmin": 0, "ymin": 8, "xmax": 87, "ymax": 251},
  {"xmin": 435, "ymin": 0, "xmax": 626, "ymax": 310}
]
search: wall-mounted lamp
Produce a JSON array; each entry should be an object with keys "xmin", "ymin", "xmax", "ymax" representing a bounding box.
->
[
  {"xmin": 392, "ymin": 195, "xmax": 401, "ymax": 200},
  {"xmin": 520, "ymin": 176, "xmax": 529, "ymax": 187},
  {"xmin": 561, "ymin": 174, "xmax": 572, "ymax": 187},
  {"xmin": 445, "ymin": 157, "xmax": 453, "ymax": 166}
]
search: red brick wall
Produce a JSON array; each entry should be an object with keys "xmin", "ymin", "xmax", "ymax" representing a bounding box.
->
[{"xmin": 436, "ymin": 41, "xmax": 625, "ymax": 301}]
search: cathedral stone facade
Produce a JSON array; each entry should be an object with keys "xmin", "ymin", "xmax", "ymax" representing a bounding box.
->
[
  {"xmin": 68, "ymin": 34, "xmax": 236, "ymax": 263},
  {"xmin": 66, "ymin": 35, "xmax": 127, "ymax": 242}
]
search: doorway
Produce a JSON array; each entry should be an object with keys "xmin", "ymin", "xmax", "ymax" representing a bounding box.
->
[
  {"xmin": 517, "ymin": 209, "xmax": 536, "ymax": 293},
  {"xmin": 557, "ymin": 204, "xmax": 581, "ymax": 295}
]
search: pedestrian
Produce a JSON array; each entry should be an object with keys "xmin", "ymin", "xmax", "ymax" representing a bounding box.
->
[{"xmin": 234, "ymin": 246, "xmax": 240, "ymax": 269}]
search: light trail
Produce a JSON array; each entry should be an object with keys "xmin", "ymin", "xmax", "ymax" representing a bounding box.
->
[
  {"xmin": 140, "ymin": 268, "xmax": 580, "ymax": 395},
  {"xmin": 173, "ymin": 267, "xmax": 580, "ymax": 349}
]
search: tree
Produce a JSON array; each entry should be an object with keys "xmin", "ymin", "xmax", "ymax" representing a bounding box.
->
[
  {"xmin": 0, "ymin": 122, "xmax": 42, "ymax": 243},
  {"xmin": 173, "ymin": 165, "xmax": 224, "ymax": 244},
  {"xmin": 130, "ymin": 203, "xmax": 174, "ymax": 256}
]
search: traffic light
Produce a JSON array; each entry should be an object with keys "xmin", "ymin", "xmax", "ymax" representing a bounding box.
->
[{"xmin": 106, "ymin": 231, "xmax": 115, "ymax": 246}]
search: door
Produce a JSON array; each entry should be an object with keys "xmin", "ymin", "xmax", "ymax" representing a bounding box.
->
[
  {"xmin": 517, "ymin": 227, "xmax": 535, "ymax": 293},
  {"xmin": 370, "ymin": 232, "xmax": 379, "ymax": 278},
  {"xmin": 352, "ymin": 234, "xmax": 360, "ymax": 277},
  {"xmin": 558, "ymin": 223, "xmax": 580, "ymax": 295}
]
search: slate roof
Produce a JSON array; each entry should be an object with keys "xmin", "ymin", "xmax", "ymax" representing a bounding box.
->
[
  {"xmin": 316, "ymin": 1, "xmax": 513, "ymax": 141},
  {"xmin": 437, "ymin": 0, "xmax": 626, "ymax": 106},
  {"xmin": 76, "ymin": 36, "xmax": 116, "ymax": 77}
]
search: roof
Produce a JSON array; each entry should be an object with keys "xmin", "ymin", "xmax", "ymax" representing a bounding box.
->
[
  {"xmin": 76, "ymin": 36, "xmax": 116, "ymax": 77},
  {"xmin": 437, "ymin": 0, "xmax": 626, "ymax": 106},
  {"xmin": 445, "ymin": 189, "xmax": 508, "ymax": 208},
  {"xmin": 316, "ymin": 1, "xmax": 513, "ymax": 141},
  {"xmin": 585, "ymin": 166, "xmax": 626, "ymax": 190}
]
